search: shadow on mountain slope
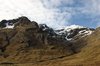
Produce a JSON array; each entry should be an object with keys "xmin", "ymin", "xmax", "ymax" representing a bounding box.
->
[{"xmin": 0, "ymin": 17, "xmax": 99, "ymax": 66}]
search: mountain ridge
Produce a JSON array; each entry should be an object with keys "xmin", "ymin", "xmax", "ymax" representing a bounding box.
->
[{"xmin": 0, "ymin": 16, "xmax": 99, "ymax": 66}]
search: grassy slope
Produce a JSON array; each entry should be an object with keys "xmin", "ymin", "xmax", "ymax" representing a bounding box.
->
[
  {"xmin": 0, "ymin": 28, "xmax": 100, "ymax": 66},
  {"xmin": 15, "ymin": 28, "xmax": 100, "ymax": 66}
]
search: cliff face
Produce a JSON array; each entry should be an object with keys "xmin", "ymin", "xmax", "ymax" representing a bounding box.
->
[{"xmin": 0, "ymin": 17, "xmax": 75, "ymax": 63}]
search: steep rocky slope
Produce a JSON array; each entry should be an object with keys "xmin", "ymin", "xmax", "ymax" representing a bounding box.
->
[
  {"xmin": 0, "ymin": 16, "xmax": 100, "ymax": 66},
  {"xmin": 0, "ymin": 17, "xmax": 76, "ymax": 64},
  {"xmin": 55, "ymin": 25, "xmax": 94, "ymax": 41},
  {"xmin": 16, "ymin": 27, "xmax": 100, "ymax": 66}
]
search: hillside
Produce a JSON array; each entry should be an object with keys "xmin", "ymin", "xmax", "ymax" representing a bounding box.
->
[
  {"xmin": 0, "ymin": 17, "xmax": 100, "ymax": 66},
  {"xmin": 17, "ymin": 27, "xmax": 100, "ymax": 66},
  {"xmin": 0, "ymin": 17, "xmax": 76, "ymax": 63}
]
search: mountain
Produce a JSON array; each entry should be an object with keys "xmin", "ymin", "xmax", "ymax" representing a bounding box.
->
[
  {"xmin": 0, "ymin": 16, "xmax": 76, "ymax": 63},
  {"xmin": 55, "ymin": 25, "xmax": 94, "ymax": 40},
  {"xmin": 32, "ymin": 27, "xmax": 100, "ymax": 66},
  {"xmin": 0, "ymin": 16, "xmax": 100, "ymax": 66},
  {"xmin": 1, "ymin": 19, "xmax": 94, "ymax": 41},
  {"xmin": 37, "ymin": 24, "xmax": 94, "ymax": 41}
]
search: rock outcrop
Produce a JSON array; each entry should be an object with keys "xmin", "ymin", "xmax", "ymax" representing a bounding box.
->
[{"xmin": 0, "ymin": 17, "xmax": 75, "ymax": 63}]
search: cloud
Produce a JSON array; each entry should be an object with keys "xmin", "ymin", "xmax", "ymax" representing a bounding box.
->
[
  {"xmin": 67, "ymin": 0, "xmax": 100, "ymax": 28},
  {"xmin": 0, "ymin": 0, "xmax": 100, "ymax": 29},
  {"xmin": 0, "ymin": 0, "xmax": 72, "ymax": 29},
  {"xmin": 41, "ymin": 0, "xmax": 74, "ymax": 8},
  {"xmin": 79, "ymin": 0, "xmax": 100, "ymax": 15},
  {"xmin": 0, "ymin": 0, "xmax": 48, "ymax": 21}
]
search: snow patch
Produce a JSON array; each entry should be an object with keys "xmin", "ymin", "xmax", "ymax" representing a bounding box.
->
[
  {"xmin": 79, "ymin": 30, "xmax": 93, "ymax": 37},
  {"xmin": 55, "ymin": 25, "xmax": 93, "ymax": 41},
  {"xmin": 5, "ymin": 22, "xmax": 14, "ymax": 29}
]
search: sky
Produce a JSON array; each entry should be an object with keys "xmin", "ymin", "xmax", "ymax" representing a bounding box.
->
[{"xmin": 0, "ymin": 0, "xmax": 100, "ymax": 29}]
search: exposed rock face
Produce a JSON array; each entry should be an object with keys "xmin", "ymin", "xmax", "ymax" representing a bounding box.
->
[
  {"xmin": 55, "ymin": 27, "xmax": 94, "ymax": 41},
  {"xmin": 0, "ymin": 17, "xmax": 75, "ymax": 63},
  {"xmin": 0, "ymin": 20, "xmax": 7, "ymax": 28}
]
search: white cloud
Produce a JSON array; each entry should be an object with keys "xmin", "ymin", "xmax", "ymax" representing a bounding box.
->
[
  {"xmin": 79, "ymin": 0, "xmax": 100, "ymax": 15},
  {"xmin": 0, "ymin": 0, "xmax": 100, "ymax": 28},
  {"xmin": 0, "ymin": 0, "xmax": 47, "ymax": 21},
  {"xmin": 79, "ymin": 0, "xmax": 100, "ymax": 27},
  {"xmin": 42, "ymin": 0, "xmax": 74, "ymax": 8},
  {"xmin": 42, "ymin": 0, "xmax": 100, "ymax": 28},
  {"xmin": 0, "ymin": 0, "xmax": 72, "ymax": 29}
]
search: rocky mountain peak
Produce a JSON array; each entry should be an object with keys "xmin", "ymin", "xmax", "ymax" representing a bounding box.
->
[
  {"xmin": 14, "ymin": 16, "xmax": 31, "ymax": 27},
  {"xmin": 0, "ymin": 17, "xmax": 75, "ymax": 63}
]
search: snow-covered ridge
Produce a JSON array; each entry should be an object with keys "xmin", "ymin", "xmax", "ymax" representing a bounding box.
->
[
  {"xmin": 54, "ymin": 25, "xmax": 94, "ymax": 40},
  {"xmin": 55, "ymin": 25, "xmax": 85, "ymax": 35},
  {"xmin": 38, "ymin": 24, "xmax": 94, "ymax": 41}
]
